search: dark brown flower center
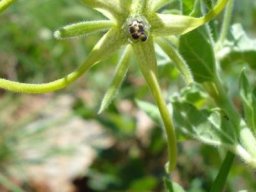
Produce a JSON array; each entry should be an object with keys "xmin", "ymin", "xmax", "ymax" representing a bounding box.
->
[{"xmin": 128, "ymin": 19, "xmax": 148, "ymax": 42}]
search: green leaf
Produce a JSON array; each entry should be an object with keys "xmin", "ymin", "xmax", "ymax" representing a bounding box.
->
[
  {"xmin": 171, "ymin": 101, "xmax": 235, "ymax": 146},
  {"xmin": 177, "ymin": 83, "xmax": 208, "ymax": 107},
  {"xmin": 220, "ymin": 24, "xmax": 256, "ymax": 70},
  {"xmin": 179, "ymin": 27, "xmax": 216, "ymax": 83},
  {"xmin": 164, "ymin": 177, "xmax": 186, "ymax": 192},
  {"xmin": 239, "ymin": 69, "xmax": 256, "ymax": 135}
]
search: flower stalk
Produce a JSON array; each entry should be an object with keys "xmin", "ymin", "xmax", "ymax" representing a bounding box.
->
[{"xmin": 132, "ymin": 37, "xmax": 177, "ymax": 172}]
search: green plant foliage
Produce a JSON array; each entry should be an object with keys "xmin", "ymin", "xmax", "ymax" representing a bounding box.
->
[
  {"xmin": 179, "ymin": 27, "xmax": 216, "ymax": 83},
  {"xmin": 172, "ymin": 98, "xmax": 235, "ymax": 146},
  {"xmin": 1, "ymin": 0, "xmax": 256, "ymax": 192},
  {"xmin": 239, "ymin": 69, "xmax": 256, "ymax": 135},
  {"xmin": 220, "ymin": 24, "xmax": 256, "ymax": 69}
]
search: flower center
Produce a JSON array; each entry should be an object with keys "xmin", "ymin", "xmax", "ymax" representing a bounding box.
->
[
  {"xmin": 128, "ymin": 19, "xmax": 147, "ymax": 41},
  {"xmin": 124, "ymin": 16, "xmax": 150, "ymax": 42}
]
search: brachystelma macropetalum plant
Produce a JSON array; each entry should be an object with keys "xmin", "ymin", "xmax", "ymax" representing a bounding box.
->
[{"xmin": 0, "ymin": 0, "xmax": 229, "ymax": 174}]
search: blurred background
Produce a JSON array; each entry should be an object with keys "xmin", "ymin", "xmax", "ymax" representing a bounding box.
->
[{"xmin": 0, "ymin": 0, "xmax": 256, "ymax": 191}]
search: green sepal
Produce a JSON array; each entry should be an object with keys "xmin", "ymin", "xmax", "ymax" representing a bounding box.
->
[
  {"xmin": 0, "ymin": 28, "xmax": 126, "ymax": 93},
  {"xmin": 119, "ymin": 0, "xmax": 132, "ymax": 14},
  {"xmin": 156, "ymin": 37, "xmax": 193, "ymax": 85},
  {"xmin": 82, "ymin": 0, "xmax": 122, "ymax": 21},
  {"xmin": 98, "ymin": 45, "xmax": 132, "ymax": 114},
  {"xmin": 150, "ymin": 0, "xmax": 228, "ymax": 36},
  {"xmin": 54, "ymin": 20, "xmax": 114, "ymax": 40},
  {"xmin": 150, "ymin": 13, "xmax": 202, "ymax": 36}
]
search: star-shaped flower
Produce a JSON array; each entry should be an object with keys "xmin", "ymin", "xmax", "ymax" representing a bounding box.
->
[{"xmin": 0, "ymin": 0, "xmax": 228, "ymax": 172}]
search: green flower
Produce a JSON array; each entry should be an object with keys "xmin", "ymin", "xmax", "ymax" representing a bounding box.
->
[{"xmin": 0, "ymin": 0, "xmax": 229, "ymax": 172}]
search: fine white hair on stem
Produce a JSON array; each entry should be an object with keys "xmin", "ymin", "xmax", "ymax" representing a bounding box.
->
[{"xmin": 54, "ymin": 20, "xmax": 114, "ymax": 40}]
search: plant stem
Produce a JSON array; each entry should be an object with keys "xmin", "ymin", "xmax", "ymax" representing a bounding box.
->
[
  {"xmin": 210, "ymin": 151, "xmax": 234, "ymax": 192},
  {"xmin": 216, "ymin": 0, "xmax": 234, "ymax": 50},
  {"xmin": 219, "ymin": 0, "xmax": 234, "ymax": 43},
  {"xmin": 132, "ymin": 37, "xmax": 177, "ymax": 172},
  {"xmin": 215, "ymin": 76, "xmax": 240, "ymax": 127},
  {"xmin": 203, "ymin": 74, "xmax": 238, "ymax": 191},
  {"xmin": 200, "ymin": 0, "xmax": 229, "ymax": 23}
]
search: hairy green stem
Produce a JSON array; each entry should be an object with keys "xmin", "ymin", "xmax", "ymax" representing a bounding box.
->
[
  {"xmin": 205, "ymin": 77, "xmax": 238, "ymax": 189},
  {"xmin": 133, "ymin": 37, "xmax": 177, "ymax": 172},
  {"xmin": 0, "ymin": 59, "xmax": 93, "ymax": 93},
  {"xmin": 54, "ymin": 20, "xmax": 114, "ymax": 39},
  {"xmin": 217, "ymin": 0, "xmax": 234, "ymax": 47},
  {"xmin": 204, "ymin": 76, "xmax": 240, "ymax": 138},
  {"xmin": 201, "ymin": 0, "xmax": 229, "ymax": 23},
  {"xmin": 210, "ymin": 151, "xmax": 234, "ymax": 192}
]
